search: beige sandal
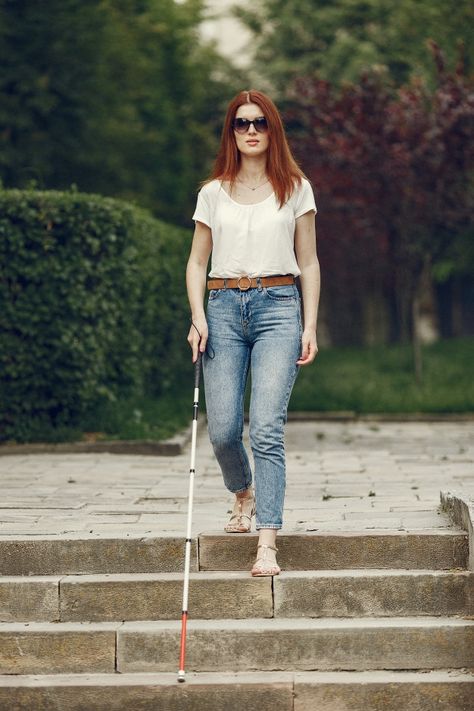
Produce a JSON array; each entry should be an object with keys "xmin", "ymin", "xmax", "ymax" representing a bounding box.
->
[
  {"xmin": 224, "ymin": 490, "xmax": 255, "ymax": 533},
  {"xmin": 251, "ymin": 544, "xmax": 281, "ymax": 577}
]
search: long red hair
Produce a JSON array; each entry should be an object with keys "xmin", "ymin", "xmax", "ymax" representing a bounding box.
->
[{"xmin": 207, "ymin": 90, "xmax": 306, "ymax": 207}]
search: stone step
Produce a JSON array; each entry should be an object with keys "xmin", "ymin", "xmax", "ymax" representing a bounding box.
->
[
  {"xmin": 0, "ymin": 622, "xmax": 118, "ymax": 674},
  {"xmin": 1, "ymin": 569, "xmax": 472, "ymax": 622},
  {"xmin": 0, "ymin": 572, "xmax": 272, "ymax": 622},
  {"xmin": 274, "ymin": 569, "xmax": 474, "ymax": 619},
  {"xmin": 2, "ymin": 670, "xmax": 474, "ymax": 711},
  {"xmin": 2, "ymin": 617, "xmax": 473, "ymax": 675},
  {"xmin": 117, "ymin": 617, "xmax": 474, "ymax": 673},
  {"xmin": 0, "ymin": 535, "xmax": 195, "ymax": 575},
  {"xmin": 199, "ymin": 530, "xmax": 469, "ymax": 571},
  {"xmin": 0, "ymin": 530, "xmax": 467, "ymax": 576}
]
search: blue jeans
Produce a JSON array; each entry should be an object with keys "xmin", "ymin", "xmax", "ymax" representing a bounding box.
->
[{"xmin": 202, "ymin": 282, "xmax": 302, "ymax": 530}]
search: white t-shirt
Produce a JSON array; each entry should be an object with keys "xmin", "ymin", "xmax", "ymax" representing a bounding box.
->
[{"xmin": 192, "ymin": 177, "xmax": 317, "ymax": 278}]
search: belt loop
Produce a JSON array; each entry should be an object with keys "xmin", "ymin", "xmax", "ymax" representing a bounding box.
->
[
  {"xmin": 256, "ymin": 276, "xmax": 262, "ymax": 291},
  {"xmin": 224, "ymin": 278, "xmax": 227, "ymax": 290}
]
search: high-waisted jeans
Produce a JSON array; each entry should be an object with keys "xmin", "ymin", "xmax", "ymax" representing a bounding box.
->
[{"xmin": 202, "ymin": 282, "xmax": 302, "ymax": 529}]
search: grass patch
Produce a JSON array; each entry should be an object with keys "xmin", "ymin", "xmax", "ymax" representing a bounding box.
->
[
  {"xmin": 99, "ymin": 337, "xmax": 472, "ymax": 441},
  {"xmin": 7, "ymin": 337, "xmax": 472, "ymax": 445},
  {"xmin": 290, "ymin": 337, "xmax": 474, "ymax": 413}
]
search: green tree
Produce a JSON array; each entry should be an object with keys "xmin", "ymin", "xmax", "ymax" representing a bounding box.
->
[
  {"xmin": 286, "ymin": 45, "xmax": 474, "ymax": 376},
  {"xmin": 0, "ymin": 0, "xmax": 114, "ymax": 188},
  {"xmin": 0, "ymin": 0, "xmax": 243, "ymax": 224},
  {"xmin": 235, "ymin": 0, "xmax": 473, "ymax": 90}
]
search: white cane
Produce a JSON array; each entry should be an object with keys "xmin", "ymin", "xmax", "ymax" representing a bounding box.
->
[{"xmin": 177, "ymin": 349, "xmax": 202, "ymax": 683}]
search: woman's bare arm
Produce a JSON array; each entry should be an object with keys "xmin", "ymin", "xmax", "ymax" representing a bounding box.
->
[
  {"xmin": 294, "ymin": 211, "xmax": 321, "ymax": 366},
  {"xmin": 186, "ymin": 221, "xmax": 212, "ymax": 362}
]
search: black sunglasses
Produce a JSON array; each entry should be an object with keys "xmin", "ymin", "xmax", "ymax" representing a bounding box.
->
[{"xmin": 232, "ymin": 116, "xmax": 268, "ymax": 134}]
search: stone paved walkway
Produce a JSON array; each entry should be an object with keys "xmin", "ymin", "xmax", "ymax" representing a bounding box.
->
[{"xmin": 0, "ymin": 421, "xmax": 472, "ymax": 538}]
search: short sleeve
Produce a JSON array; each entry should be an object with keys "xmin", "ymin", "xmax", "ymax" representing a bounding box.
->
[
  {"xmin": 294, "ymin": 179, "xmax": 317, "ymax": 219},
  {"xmin": 192, "ymin": 185, "xmax": 211, "ymax": 227}
]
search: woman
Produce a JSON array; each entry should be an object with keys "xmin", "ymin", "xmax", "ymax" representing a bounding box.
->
[{"xmin": 186, "ymin": 89, "xmax": 320, "ymax": 577}]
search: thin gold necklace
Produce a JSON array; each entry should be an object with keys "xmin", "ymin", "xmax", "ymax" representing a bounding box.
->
[{"xmin": 237, "ymin": 177, "xmax": 269, "ymax": 191}]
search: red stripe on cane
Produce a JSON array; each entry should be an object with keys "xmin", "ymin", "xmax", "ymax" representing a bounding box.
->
[{"xmin": 179, "ymin": 611, "xmax": 188, "ymax": 671}]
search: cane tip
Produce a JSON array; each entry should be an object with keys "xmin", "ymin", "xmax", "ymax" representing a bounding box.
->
[{"xmin": 177, "ymin": 671, "xmax": 185, "ymax": 683}]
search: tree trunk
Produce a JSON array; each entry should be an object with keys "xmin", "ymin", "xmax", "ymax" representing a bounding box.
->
[
  {"xmin": 411, "ymin": 259, "xmax": 432, "ymax": 384},
  {"xmin": 412, "ymin": 286, "xmax": 423, "ymax": 384}
]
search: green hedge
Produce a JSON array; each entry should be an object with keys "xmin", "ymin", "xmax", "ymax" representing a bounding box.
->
[{"xmin": 0, "ymin": 188, "xmax": 192, "ymax": 442}]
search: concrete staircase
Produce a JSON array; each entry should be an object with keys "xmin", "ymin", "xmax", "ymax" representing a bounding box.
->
[{"xmin": 1, "ymin": 530, "xmax": 473, "ymax": 710}]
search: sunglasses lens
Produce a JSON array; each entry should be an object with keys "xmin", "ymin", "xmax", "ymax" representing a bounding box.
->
[
  {"xmin": 233, "ymin": 118, "xmax": 249, "ymax": 133},
  {"xmin": 232, "ymin": 117, "xmax": 268, "ymax": 133},
  {"xmin": 254, "ymin": 117, "xmax": 268, "ymax": 132}
]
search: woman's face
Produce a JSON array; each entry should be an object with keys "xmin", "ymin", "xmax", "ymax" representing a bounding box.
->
[{"xmin": 233, "ymin": 102, "xmax": 269, "ymax": 157}]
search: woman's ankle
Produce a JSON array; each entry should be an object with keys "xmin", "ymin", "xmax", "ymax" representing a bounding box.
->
[
  {"xmin": 236, "ymin": 487, "xmax": 253, "ymax": 500},
  {"xmin": 257, "ymin": 528, "xmax": 277, "ymax": 549}
]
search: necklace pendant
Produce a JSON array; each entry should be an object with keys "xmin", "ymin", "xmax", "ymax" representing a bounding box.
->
[{"xmin": 237, "ymin": 177, "xmax": 268, "ymax": 192}]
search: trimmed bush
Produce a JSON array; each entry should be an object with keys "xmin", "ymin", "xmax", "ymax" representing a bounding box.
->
[{"xmin": 0, "ymin": 188, "xmax": 192, "ymax": 442}]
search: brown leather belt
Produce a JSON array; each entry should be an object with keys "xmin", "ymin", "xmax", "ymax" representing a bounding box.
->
[{"xmin": 207, "ymin": 275, "xmax": 295, "ymax": 291}]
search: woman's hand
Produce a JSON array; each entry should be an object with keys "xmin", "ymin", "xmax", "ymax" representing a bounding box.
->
[
  {"xmin": 187, "ymin": 316, "xmax": 208, "ymax": 363},
  {"xmin": 296, "ymin": 328, "xmax": 318, "ymax": 366}
]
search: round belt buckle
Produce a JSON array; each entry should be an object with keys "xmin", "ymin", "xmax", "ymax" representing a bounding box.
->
[{"xmin": 237, "ymin": 275, "xmax": 252, "ymax": 291}]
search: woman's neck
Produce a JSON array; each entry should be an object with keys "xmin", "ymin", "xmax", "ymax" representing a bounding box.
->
[{"xmin": 237, "ymin": 154, "xmax": 268, "ymax": 182}]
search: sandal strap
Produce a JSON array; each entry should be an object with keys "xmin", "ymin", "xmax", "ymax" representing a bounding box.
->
[
  {"xmin": 225, "ymin": 492, "xmax": 255, "ymax": 530},
  {"xmin": 228, "ymin": 511, "xmax": 252, "ymax": 522},
  {"xmin": 252, "ymin": 543, "xmax": 280, "ymax": 575},
  {"xmin": 256, "ymin": 544, "xmax": 278, "ymax": 552}
]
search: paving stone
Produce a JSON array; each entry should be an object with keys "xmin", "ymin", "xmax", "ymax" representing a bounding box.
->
[
  {"xmin": 0, "ymin": 501, "xmax": 86, "ymax": 510},
  {"xmin": 343, "ymin": 510, "xmax": 420, "ymax": 520},
  {"xmin": 1, "ymin": 422, "xmax": 473, "ymax": 539},
  {"xmin": 402, "ymin": 516, "xmax": 450, "ymax": 529}
]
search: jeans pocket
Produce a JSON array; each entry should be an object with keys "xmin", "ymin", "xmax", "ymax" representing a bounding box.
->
[
  {"xmin": 208, "ymin": 289, "xmax": 222, "ymax": 301},
  {"xmin": 264, "ymin": 284, "xmax": 297, "ymax": 301}
]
